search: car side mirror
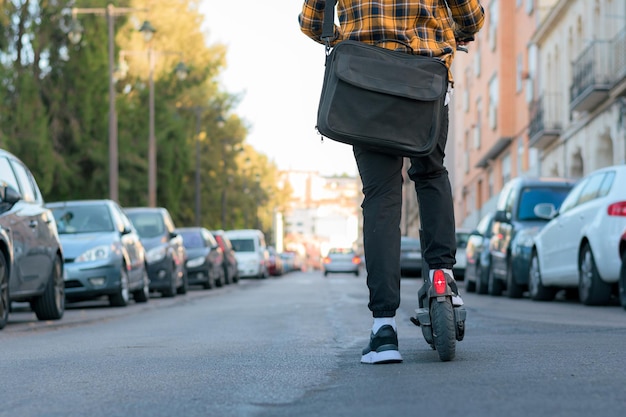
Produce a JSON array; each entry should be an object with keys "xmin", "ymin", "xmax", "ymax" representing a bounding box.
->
[
  {"xmin": 534, "ymin": 203, "xmax": 557, "ymax": 220},
  {"xmin": 1, "ymin": 185, "xmax": 22, "ymax": 205},
  {"xmin": 169, "ymin": 231, "xmax": 179, "ymax": 240},
  {"xmin": 493, "ymin": 210, "xmax": 510, "ymax": 223}
]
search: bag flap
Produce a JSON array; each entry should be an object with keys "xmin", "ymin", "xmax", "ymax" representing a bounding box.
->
[{"xmin": 333, "ymin": 45, "xmax": 447, "ymax": 101}]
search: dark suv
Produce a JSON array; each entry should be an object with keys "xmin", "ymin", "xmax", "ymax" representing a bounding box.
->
[
  {"xmin": 487, "ymin": 177, "xmax": 575, "ymax": 298},
  {"xmin": 124, "ymin": 207, "xmax": 188, "ymax": 297}
]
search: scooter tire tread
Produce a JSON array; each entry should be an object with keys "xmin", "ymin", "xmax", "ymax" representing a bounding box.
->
[{"xmin": 431, "ymin": 299, "xmax": 456, "ymax": 362}]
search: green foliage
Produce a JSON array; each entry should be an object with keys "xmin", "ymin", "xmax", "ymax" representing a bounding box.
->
[{"xmin": 0, "ymin": 0, "xmax": 292, "ymax": 237}]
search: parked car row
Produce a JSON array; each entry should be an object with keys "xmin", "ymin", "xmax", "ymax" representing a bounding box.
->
[
  {"xmin": 464, "ymin": 166, "xmax": 626, "ymax": 311},
  {"xmin": 2, "ymin": 148, "xmax": 292, "ymax": 330}
]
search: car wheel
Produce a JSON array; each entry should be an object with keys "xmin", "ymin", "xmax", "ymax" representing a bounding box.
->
[
  {"xmin": 465, "ymin": 267, "xmax": 476, "ymax": 293},
  {"xmin": 528, "ymin": 252, "xmax": 556, "ymax": 301},
  {"xmin": 109, "ymin": 267, "xmax": 130, "ymax": 307},
  {"xmin": 223, "ymin": 265, "xmax": 231, "ymax": 285},
  {"xmin": 0, "ymin": 252, "xmax": 9, "ymax": 330},
  {"xmin": 202, "ymin": 269, "xmax": 214, "ymax": 290},
  {"xmin": 31, "ymin": 256, "xmax": 65, "ymax": 320},
  {"xmin": 578, "ymin": 244, "xmax": 611, "ymax": 306},
  {"xmin": 506, "ymin": 261, "xmax": 524, "ymax": 299},
  {"xmin": 618, "ymin": 251, "xmax": 626, "ymax": 310},
  {"xmin": 133, "ymin": 268, "xmax": 150, "ymax": 303},
  {"xmin": 177, "ymin": 268, "xmax": 188, "ymax": 295},
  {"xmin": 161, "ymin": 264, "xmax": 177, "ymax": 298},
  {"xmin": 487, "ymin": 263, "xmax": 503, "ymax": 296},
  {"xmin": 476, "ymin": 263, "xmax": 489, "ymax": 294},
  {"xmin": 324, "ymin": 271, "xmax": 329, "ymax": 277}
]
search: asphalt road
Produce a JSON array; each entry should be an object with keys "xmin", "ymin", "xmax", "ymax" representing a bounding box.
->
[{"xmin": 2, "ymin": 271, "xmax": 625, "ymax": 417}]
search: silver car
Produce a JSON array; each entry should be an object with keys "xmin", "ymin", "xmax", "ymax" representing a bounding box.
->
[{"xmin": 323, "ymin": 248, "xmax": 362, "ymax": 277}]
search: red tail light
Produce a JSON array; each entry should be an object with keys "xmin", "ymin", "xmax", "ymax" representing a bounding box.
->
[
  {"xmin": 323, "ymin": 257, "xmax": 331, "ymax": 264},
  {"xmin": 352, "ymin": 256, "xmax": 361, "ymax": 265},
  {"xmin": 433, "ymin": 270, "xmax": 447, "ymax": 295},
  {"xmin": 608, "ymin": 202, "xmax": 626, "ymax": 216}
]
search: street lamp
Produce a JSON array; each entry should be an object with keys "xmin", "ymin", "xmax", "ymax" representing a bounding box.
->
[
  {"xmin": 119, "ymin": 47, "xmax": 189, "ymax": 208},
  {"xmin": 67, "ymin": 4, "xmax": 148, "ymax": 202}
]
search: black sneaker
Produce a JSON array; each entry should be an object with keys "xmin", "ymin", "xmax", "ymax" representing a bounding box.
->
[{"xmin": 360, "ymin": 325, "xmax": 403, "ymax": 364}]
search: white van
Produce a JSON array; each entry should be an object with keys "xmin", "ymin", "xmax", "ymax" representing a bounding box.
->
[{"xmin": 225, "ymin": 229, "xmax": 269, "ymax": 279}]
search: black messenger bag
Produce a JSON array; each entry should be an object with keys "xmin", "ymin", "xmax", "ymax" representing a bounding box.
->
[{"xmin": 316, "ymin": 2, "xmax": 448, "ymax": 158}]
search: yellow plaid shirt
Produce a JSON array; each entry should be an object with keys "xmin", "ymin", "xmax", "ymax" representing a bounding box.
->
[{"xmin": 299, "ymin": 0, "xmax": 485, "ymax": 82}]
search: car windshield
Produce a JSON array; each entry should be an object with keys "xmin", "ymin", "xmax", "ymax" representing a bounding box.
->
[
  {"xmin": 401, "ymin": 238, "xmax": 420, "ymax": 250},
  {"xmin": 126, "ymin": 212, "xmax": 165, "ymax": 238},
  {"xmin": 456, "ymin": 232, "xmax": 470, "ymax": 249},
  {"xmin": 51, "ymin": 205, "xmax": 114, "ymax": 234},
  {"xmin": 179, "ymin": 230, "xmax": 203, "ymax": 249},
  {"xmin": 328, "ymin": 248, "xmax": 354, "ymax": 255},
  {"xmin": 230, "ymin": 238, "xmax": 255, "ymax": 252},
  {"xmin": 517, "ymin": 187, "xmax": 572, "ymax": 221}
]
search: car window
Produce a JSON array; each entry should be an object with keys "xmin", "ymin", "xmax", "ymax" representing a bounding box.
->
[
  {"xmin": 456, "ymin": 232, "xmax": 470, "ymax": 248},
  {"xmin": 51, "ymin": 204, "xmax": 114, "ymax": 234},
  {"xmin": 230, "ymin": 238, "xmax": 255, "ymax": 252},
  {"xmin": 495, "ymin": 181, "xmax": 513, "ymax": 211},
  {"xmin": 202, "ymin": 229, "xmax": 218, "ymax": 247},
  {"xmin": 475, "ymin": 213, "xmax": 493, "ymax": 236},
  {"xmin": 0, "ymin": 156, "xmax": 20, "ymax": 194},
  {"xmin": 558, "ymin": 179, "xmax": 587, "ymax": 214},
  {"xmin": 179, "ymin": 230, "xmax": 204, "ymax": 249},
  {"xmin": 127, "ymin": 212, "xmax": 166, "ymax": 238},
  {"xmin": 9, "ymin": 159, "xmax": 36, "ymax": 202},
  {"xmin": 597, "ymin": 171, "xmax": 615, "ymax": 198},
  {"xmin": 401, "ymin": 238, "xmax": 421, "ymax": 250},
  {"xmin": 328, "ymin": 248, "xmax": 355, "ymax": 255},
  {"xmin": 517, "ymin": 187, "xmax": 572, "ymax": 221},
  {"xmin": 577, "ymin": 173, "xmax": 605, "ymax": 205}
]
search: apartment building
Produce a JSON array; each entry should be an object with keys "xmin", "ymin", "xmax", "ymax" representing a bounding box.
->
[
  {"xmin": 451, "ymin": 0, "xmax": 626, "ymax": 230},
  {"xmin": 451, "ymin": 0, "xmax": 551, "ymax": 229},
  {"xmin": 529, "ymin": 0, "xmax": 626, "ymax": 180}
]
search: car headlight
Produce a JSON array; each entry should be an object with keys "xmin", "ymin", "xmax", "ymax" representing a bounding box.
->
[
  {"xmin": 146, "ymin": 246, "xmax": 167, "ymax": 264},
  {"xmin": 187, "ymin": 256, "xmax": 206, "ymax": 268},
  {"xmin": 75, "ymin": 245, "xmax": 111, "ymax": 263}
]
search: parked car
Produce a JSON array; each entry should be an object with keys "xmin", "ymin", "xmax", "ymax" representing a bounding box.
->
[
  {"xmin": 464, "ymin": 212, "xmax": 495, "ymax": 294},
  {"xmin": 0, "ymin": 149, "xmax": 65, "ymax": 329},
  {"xmin": 47, "ymin": 200, "xmax": 150, "ymax": 307},
  {"xmin": 176, "ymin": 227, "xmax": 225, "ymax": 289},
  {"xmin": 267, "ymin": 246, "xmax": 284, "ymax": 276},
  {"xmin": 210, "ymin": 229, "xmax": 239, "ymax": 284},
  {"xmin": 124, "ymin": 207, "xmax": 188, "ymax": 297},
  {"xmin": 322, "ymin": 247, "xmax": 362, "ymax": 276},
  {"xmin": 619, "ymin": 229, "xmax": 626, "ymax": 310},
  {"xmin": 453, "ymin": 229, "xmax": 471, "ymax": 280},
  {"xmin": 225, "ymin": 229, "xmax": 268, "ymax": 279},
  {"xmin": 281, "ymin": 250, "xmax": 304, "ymax": 273},
  {"xmin": 488, "ymin": 177, "xmax": 575, "ymax": 298},
  {"xmin": 400, "ymin": 236, "xmax": 422, "ymax": 277},
  {"xmin": 529, "ymin": 165, "xmax": 626, "ymax": 305}
]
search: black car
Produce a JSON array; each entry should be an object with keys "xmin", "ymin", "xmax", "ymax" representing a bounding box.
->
[
  {"xmin": 487, "ymin": 177, "xmax": 575, "ymax": 298},
  {"xmin": 464, "ymin": 212, "xmax": 495, "ymax": 294},
  {"xmin": 400, "ymin": 236, "xmax": 422, "ymax": 277},
  {"xmin": 124, "ymin": 207, "xmax": 188, "ymax": 297},
  {"xmin": 210, "ymin": 230, "xmax": 239, "ymax": 285},
  {"xmin": 0, "ymin": 149, "xmax": 65, "ymax": 329},
  {"xmin": 47, "ymin": 200, "xmax": 150, "ymax": 307},
  {"xmin": 176, "ymin": 227, "xmax": 225, "ymax": 289}
]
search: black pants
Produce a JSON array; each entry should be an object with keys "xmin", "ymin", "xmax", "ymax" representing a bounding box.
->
[{"xmin": 353, "ymin": 106, "xmax": 456, "ymax": 318}]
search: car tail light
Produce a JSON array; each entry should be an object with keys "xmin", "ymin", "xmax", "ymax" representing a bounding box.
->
[
  {"xmin": 608, "ymin": 202, "xmax": 626, "ymax": 216},
  {"xmin": 352, "ymin": 256, "xmax": 361, "ymax": 264},
  {"xmin": 323, "ymin": 257, "xmax": 331, "ymax": 264},
  {"xmin": 433, "ymin": 270, "xmax": 447, "ymax": 295}
]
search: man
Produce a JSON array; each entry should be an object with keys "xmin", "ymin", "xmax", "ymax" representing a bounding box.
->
[{"xmin": 300, "ymin": 0, "xmax": 484, "ymax": 364}]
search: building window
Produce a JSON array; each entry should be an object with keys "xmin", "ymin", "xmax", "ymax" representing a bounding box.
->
[
  {"xmin": 516, "ymin": 54, "xmax": 523, "ymax": 93},
  {"xmin": 488, "ymin": 169, "xmax": 494, "ymax": 198},
  {"xmin": 489, "ymin": 1, "xmax": 499, "ymax": 51},
  {"xmin": 517, "ymin": 137, "xmax": 525, "ymax": 175},
  {"xmin": 502, "ymin": 153, "xmax": 511, "ymax": 185},
  {"xmin": 475, "ymin": 97, "xmax": 482, "ymax": 149},
  {"xmin": 488, "ymin": 75, "xmax": 499, "ymax": 130},
  {"xmin": 526, "ymin": 0, "xmax": 534, "ymax": 15},
  {"xmin": 474, "ymin": 34, "xmax": 482, "ymax": 77},
  {"xmin": 465, "ymin": 130, "xmax": 471, "ymax": 174}
]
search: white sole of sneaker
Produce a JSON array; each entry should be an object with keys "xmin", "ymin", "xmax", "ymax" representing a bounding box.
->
[{"xmin": 361, "ymin": 350, "xmax": 403, "ymax": 364}]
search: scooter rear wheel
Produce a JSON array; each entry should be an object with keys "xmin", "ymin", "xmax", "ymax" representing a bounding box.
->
[{"xmin": 430, "ymin": 298, "xmax": 456, "ymax": 361}]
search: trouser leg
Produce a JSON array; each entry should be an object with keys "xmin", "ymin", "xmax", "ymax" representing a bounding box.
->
[
  {"xmin": 408, "ymin": 106, "xmax": 456, "ymax": 270},
  {"xmin": 353, "ymin": 146, "xmax": 403, "ymax": 318}
]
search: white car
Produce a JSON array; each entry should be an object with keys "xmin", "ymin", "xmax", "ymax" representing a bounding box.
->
[{"xmin": 529, "ymin": 165, "xmax": 626, "ymax": 305}]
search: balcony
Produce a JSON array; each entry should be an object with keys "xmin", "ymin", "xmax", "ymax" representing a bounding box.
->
[
  {"xmin": 570, "ymin": 41, "xmax": 612, "ymax": 113},
  {"xmin": 528, "ymin": 94, "xmax": 562, "ymax": 150},
  {"xmin": 610, "ymin": 28, "xmax": 626, "ymax": 97}
]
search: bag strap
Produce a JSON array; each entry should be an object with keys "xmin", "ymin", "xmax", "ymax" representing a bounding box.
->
[{"xmin": 321, "ymin": 0, "xmax": 337, "ymax": 53}]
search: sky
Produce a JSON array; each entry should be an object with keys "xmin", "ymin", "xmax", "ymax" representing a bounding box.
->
[{"xmin": 198, "ymin": 0, "xmax": 359, "ymax": 177}]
